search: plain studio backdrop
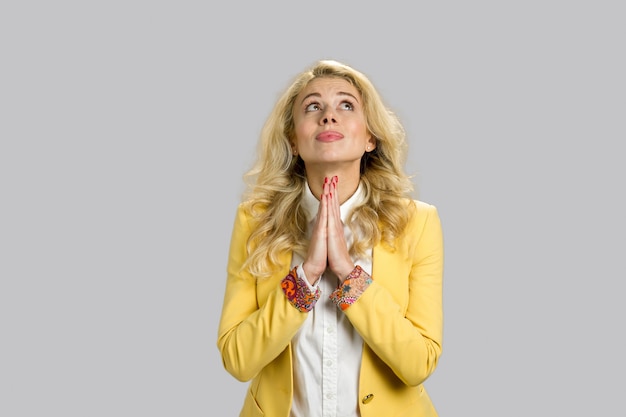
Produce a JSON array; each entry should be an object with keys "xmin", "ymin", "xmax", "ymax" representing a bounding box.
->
[{"xmin": 1, "ymin": 1, "xmax": 624, "ymax": 416}]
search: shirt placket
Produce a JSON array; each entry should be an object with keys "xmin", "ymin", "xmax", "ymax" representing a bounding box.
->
[{"xmin": 321, "ymin": 271, "xmax": 338, "ymax": 417}]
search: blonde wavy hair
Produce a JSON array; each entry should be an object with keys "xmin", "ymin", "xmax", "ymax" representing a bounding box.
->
[{"xmin": 242, "ymin": 60, "xmax": 416, "ymax": 278}]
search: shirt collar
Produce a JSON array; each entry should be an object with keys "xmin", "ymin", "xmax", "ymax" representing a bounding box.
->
[{"xmin": 301, "ymin": 180, "xmax": 365, "ymax": 224}]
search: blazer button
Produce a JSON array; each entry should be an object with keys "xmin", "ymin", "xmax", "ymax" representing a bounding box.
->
[{"xmin": 362, "ymin": 394, "xmax": 374, "ymax": 404}]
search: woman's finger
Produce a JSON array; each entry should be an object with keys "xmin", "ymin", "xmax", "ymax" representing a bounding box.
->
[
  {"xmin": 302, "ymin": 178, "xmax": 330, "ymax": 282},
  {"xmin": 326, "ymin": 176, "xmax": 354, "ymax": 281}
]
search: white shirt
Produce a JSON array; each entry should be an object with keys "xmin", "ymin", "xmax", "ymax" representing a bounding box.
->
[{"xmin": 289, "ymin": 182, "xmax": 372, "ymax": 417}]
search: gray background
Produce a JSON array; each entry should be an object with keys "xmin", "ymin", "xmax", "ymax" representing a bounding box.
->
[{"xmin": 1, "ymin": 1, "xmax": 624, "ymax": 416}]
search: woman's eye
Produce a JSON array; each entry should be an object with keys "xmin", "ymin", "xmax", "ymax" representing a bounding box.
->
[
  {"xmin": 305, "ymin": 103, "xmax": 321, "ymax": 112},
  {"xmin": 340, "ymin": 101, "xmax": 354, "ymax": 111}
]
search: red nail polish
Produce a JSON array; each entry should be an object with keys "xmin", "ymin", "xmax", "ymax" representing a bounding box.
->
[{"xmin": 324, "ymin": 177, "xmax": 328, "ymax": 183}]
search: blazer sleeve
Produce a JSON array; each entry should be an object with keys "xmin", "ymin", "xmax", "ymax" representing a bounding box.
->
[
  {"xmin": 216, "ymin": 203, "xmax": 308, "ymax": 382},
  {"xmin": 344, "ymin": 201, "xmax": 444, "ymax": 387}
]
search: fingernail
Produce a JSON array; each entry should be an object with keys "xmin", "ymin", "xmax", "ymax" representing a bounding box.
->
[{"xmin": 324, "ymin": 177, "xmax": 328, "ymax": 183}]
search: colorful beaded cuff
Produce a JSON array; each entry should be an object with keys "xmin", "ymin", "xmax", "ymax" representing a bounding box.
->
[
  {"xmin": 329, "ymin": 265, "xmax": 373, "ymax": 311},
  {"xmin": 281, "ymin": 267, "xmax": 321, "ymax": 312}
]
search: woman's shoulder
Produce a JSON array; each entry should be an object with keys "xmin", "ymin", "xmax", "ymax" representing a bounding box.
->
[
  {"xmin": 402, "ymin": 198, "xmax": 441, "ymax": 225},
  {"xmin": 232, "ymin": 200, "xmax": 270, "ymax": 231},
  {"xmin": 236, "ymin": 199, "xmax": 267, "ymax": 215},
  {"xmin": 400, "ymin": 198, "xmax": 439, "ymax": 213}
]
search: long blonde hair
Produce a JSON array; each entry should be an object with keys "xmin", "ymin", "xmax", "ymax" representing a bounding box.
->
[{"xmin": 242, "ymin": 60, "xmax": 416, "ymax": 278}]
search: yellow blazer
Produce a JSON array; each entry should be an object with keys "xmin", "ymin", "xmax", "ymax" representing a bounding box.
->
[{"xmin": 217, "ymin": 199, "xmax": 444, "ymax": 417}]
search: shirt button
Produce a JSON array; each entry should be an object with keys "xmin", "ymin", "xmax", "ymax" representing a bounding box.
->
[
  {"xmin": 326, "ymin": 360, "xmax": 333, "ymax": 367},
  {"xmin": 326, "ymin": 327, "xmax": 334, "ymax": 334}
]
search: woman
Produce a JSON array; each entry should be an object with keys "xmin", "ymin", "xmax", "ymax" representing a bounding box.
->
[{"xmin": 217, "ymin": 60, "xmax": 444, "ymax": 417}]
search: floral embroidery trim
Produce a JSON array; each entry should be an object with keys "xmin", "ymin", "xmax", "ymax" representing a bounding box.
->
[
  {"xmin": 281, "ymin": 267, "xmax": 320, "ymax": 312},
  {"xmin": 329, "ymin": 265, "xmax": 373, "ymax": 311}
]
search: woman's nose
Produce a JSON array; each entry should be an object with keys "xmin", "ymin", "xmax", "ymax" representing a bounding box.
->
[{"xmin": 320, "ymin": 109, "xmax": 337, "ymax": 125}]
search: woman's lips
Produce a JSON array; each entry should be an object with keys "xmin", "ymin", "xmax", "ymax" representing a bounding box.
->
[{"xmin": 316, "ymin": 131, "xmax": 344, "ymax": 142}]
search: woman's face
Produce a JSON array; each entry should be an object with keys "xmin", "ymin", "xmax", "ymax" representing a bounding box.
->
[{"xmin": 291, "ymin": 77, "xmax": 375, "ymax": 170}]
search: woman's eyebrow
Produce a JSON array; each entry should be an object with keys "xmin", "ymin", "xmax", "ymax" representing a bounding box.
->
[
  {"xmin": 299, "ymin": 92, "xmax": 321, "ymax": 105},
  {"xmin": 300, "ymin": 91, "xmax": 359, "ymax": 105},
  {"xmin": 338, "ymin": 92, "xmax": 359, "ymax": 103}
]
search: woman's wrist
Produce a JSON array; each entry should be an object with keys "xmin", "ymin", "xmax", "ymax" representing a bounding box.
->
[
  {"xmin": 336, "ymin": 264, "xmax": 357, "ymax": 283},
  {"xmin": 302, "ymin": 262, "xmax": 323, "ymax": 286}
]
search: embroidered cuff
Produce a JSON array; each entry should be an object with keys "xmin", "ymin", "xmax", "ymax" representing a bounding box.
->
[
  {"xmin": 281, "ymin": 267, "xmax": 321, "ymax": 312},
  {"xmin": 329, "ymin": 265, "xmax": 373, "ymax": 311}
]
